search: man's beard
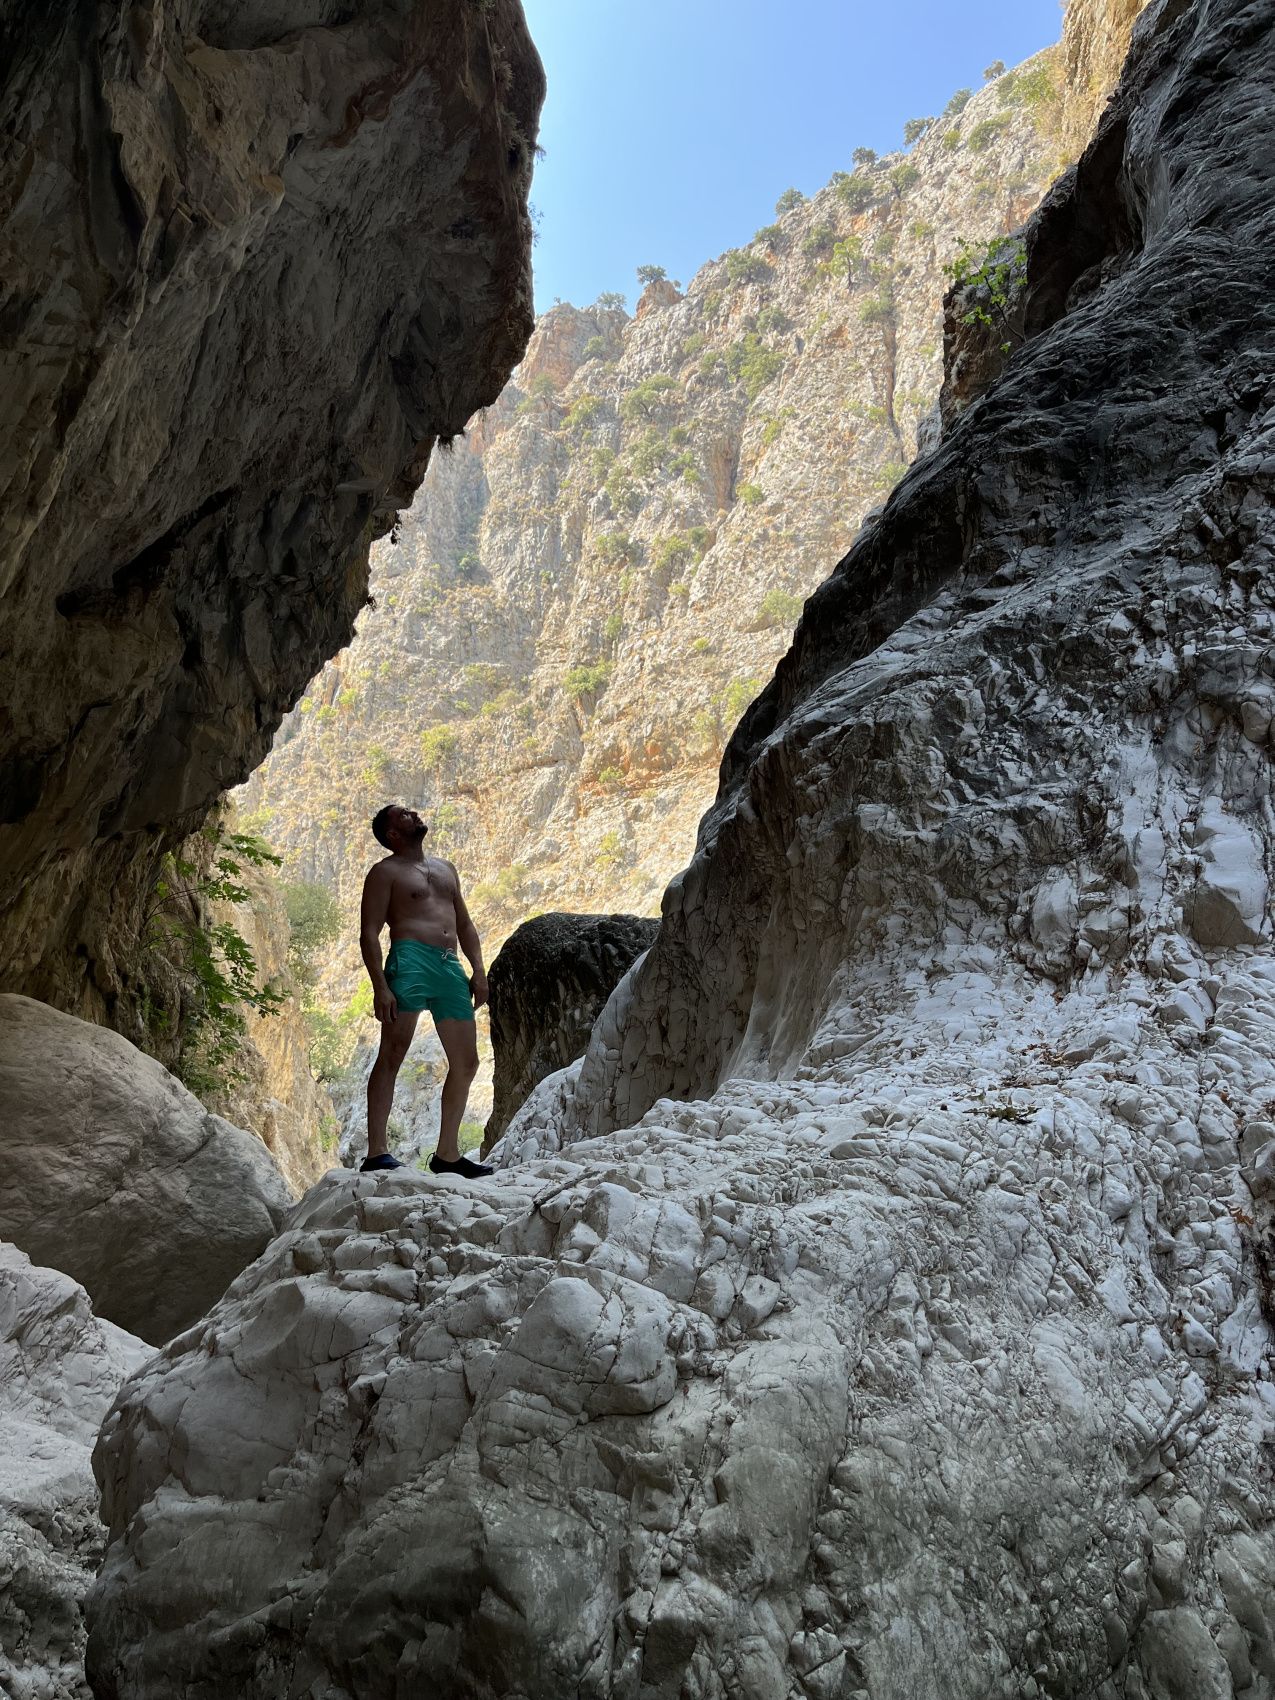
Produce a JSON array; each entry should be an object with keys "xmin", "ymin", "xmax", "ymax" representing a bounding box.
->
[{"xmin": 404, "ymin": 819, "xmax": 428, "ymax": 843}]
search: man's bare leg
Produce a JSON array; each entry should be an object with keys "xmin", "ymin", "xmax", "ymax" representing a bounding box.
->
[
  {"xmin": 434, "ymin": 1018, "xmax": 479, "ymax": 1163},
  {"xmin": 366, "ymin": 1008, "xmax": 419, "ymax": 1160}
]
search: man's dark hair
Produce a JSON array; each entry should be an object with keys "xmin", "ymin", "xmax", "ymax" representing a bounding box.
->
[{"xmin": 371, "ymin": 805, "xmax": 397, "ymax": 849}]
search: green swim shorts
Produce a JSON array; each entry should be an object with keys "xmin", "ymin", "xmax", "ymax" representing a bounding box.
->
[{"xmin": 384, "ymin": 939, "xmax": 475, "ymax": 1023}]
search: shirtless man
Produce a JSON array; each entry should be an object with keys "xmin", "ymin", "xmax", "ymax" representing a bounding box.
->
[{"xmin": 357, "ymin": 803, "xmax": 492, "ymax": 1177}]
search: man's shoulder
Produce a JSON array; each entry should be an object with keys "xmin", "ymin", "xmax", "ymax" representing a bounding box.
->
[{"xmin": 363, "ymin": 854, "xmax": 397, "ymax": 883}]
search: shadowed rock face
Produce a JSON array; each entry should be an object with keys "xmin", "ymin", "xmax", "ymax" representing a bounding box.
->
[
  {"xmin": 82, "ymin": 3, "xmax": 1275, "ymax": 1698},
  {"xmin": 0, "ymin": 0, "xmax": 543, "ymax": 1021},
  {"xmin": 484, "ymin": 912, "xmax": 659, "ymax": 1148}
]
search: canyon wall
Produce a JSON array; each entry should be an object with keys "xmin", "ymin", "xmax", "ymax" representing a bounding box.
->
[
  {"xmin": 0, "ymin": 0, "xmax": 543, "ymax": 1042},
  {"xmin": 242, "ymin": 36, "xmax": 1076, "ymax": 1016},
  {"xmin": 82, "ymin": 3, "xmax": 1275, "ymax": 1699}
]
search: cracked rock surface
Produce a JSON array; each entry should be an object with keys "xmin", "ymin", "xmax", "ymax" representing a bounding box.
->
[
  {"xmin": 0, "ymin": 996, "xmax": 293, "ymax": 1344},
  {"xmin": 0, "ymin": 1244, "xmax": 149, "ymax": 1700},
  {"xmin": 0, "ymin": 0, "xmax": 542, "ymax": 1025},
  {"xmin": 485, "ymin": 913, "xmax": 660, "ymax": 1148},
  {"xmin": 86, "ymin": 2, "xmax": 1275, "ymax": 1696}
]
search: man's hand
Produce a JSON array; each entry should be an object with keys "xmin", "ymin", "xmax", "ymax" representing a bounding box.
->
[
  {"xmin": 373, "ymin": 985, "xmax": 398, "ymax": 1025},
  {"xmin": 469, "ymin": 971, "xmax": 489, "ymax": 1010}
]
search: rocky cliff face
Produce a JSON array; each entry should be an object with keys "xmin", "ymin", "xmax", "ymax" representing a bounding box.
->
[
  {"xmin": 84, "ymin": 4, "xmax": 1275, "ymax": 1699},
  {"xmin": 242, "ymin": 35, "xmax": 1079, "ymax": 1006},
  {"xmin": 0, "ymin": 0, "xmax": 543, "ymax": 1039}
]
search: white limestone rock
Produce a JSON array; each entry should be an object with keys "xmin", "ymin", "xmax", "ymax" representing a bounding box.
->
[
  {"xmin": 0, "ymin": 996, "xmax": 294, "ymax": 1344},
  {"xmin": 0, "ymin": 1244, "xmax": 149, "ymax": 1700}
]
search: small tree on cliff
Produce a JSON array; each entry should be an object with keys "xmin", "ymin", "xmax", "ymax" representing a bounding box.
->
[{"xmin": 636, "ymin": 264, "xmax": 667, "ymax": 286}]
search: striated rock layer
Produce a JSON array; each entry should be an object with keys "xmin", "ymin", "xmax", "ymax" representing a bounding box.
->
[
  {"xmin": 0, "ymin": 0, "xmax": 543, "ymax": 1030},
  {"xmin": 87, "ymin": 2, "xmax": 1275, "ymax": 1697},
  {"xmin": 485, "ymin": 912, "xmax": 659, "ymax": 1147}
]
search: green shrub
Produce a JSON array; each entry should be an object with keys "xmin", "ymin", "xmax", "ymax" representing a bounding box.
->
[
  {"xmin": 852, "ymin": 146, "xmax": 878, "ymax": 169},
  {"xmin": 636, "ymin": 263, "xmax": 667, "ymax": 285},
  {"xmin": 967, "ymin": 113, "xmax": 1011, "ymax": 152},
  {"xmin": 690, "ymin": 636, "xmax": 712, "ymax": 654},
  {"xmin": 999, "ymin": 63, "xmax": 1056, "ymax": 111},
  {"xmin": 702, "ymin": 290, "xmax": 723, "ymax": 317},
  {"xmin": 835, "ymin": 172, "xmax": 875, "ymax": 213},
  {"xmin": 564, "ymin": 393, "xmax": 604, "ymax": 433},
  {"xmin": 724, "ymin": 249, "xmax": 770, "ymax": 286},
  {"xmin": 873, "ymin": 459, "xmax": 909, "ymax": 492},
  {"xmin": 859, "ymin": 292, "xmax": 894, "ymax": 327},
  {"xmin": 681, "ymin": 332, "xmax": 707, "ymax": 358},
  {"xmin": 687, "ymin": 524, "xmax": 714, "ymax": 557},
  {"xmin": 942, "ymin": 128, "xmax": 962, "ymax": 152},
  {"xmin": 597, "ymin": 766, "xmax": 624, "ymax": 789},
  {"xmin": 721, "ymin": 677, "xmax": 761, "ymax": 724},
  {"xmin": 910, "ymin": 219, "xmax": 936, "ymax": 240},
  {"xmin": 362, "ymin": 744, "xmax": 389, "ymax": 786},
  {"xmin": 563, "ymin": 660, "xmax": 613, "ymax": 700},
  {"xmin": 603, "ymin": 613, "xmax": 623, "ymax": 644},
  {"xmin": 698, "ymin": 349, "xmax": 722, "ymax": 377},
  {"xmin": 754, "ymin": 306, "xmax": 791, "ymax": 336},
  {"xmin": 760, "ymin": 408, "xmax": 795, "ymax": 447},
  {"xmin": 942, "ymin": 87, "xmax": 972, "ymax": 119},
  {"xmin": 944, "ymin": 234, "xmax": 1028, "ymax": 349},
  {"xmin": 802, "ymin": 223, "xmax": 836, "ymax": 259},
  {"xmin": 620, "ymin": 372, "xmax": 678, "ymax": 423},
  {"xmin": 629, "ymin": 427, "xmax": 669, "ymax": 478},
  {"xmin": 984, "ymin": 59, "xmax": 1005, "ymax": 80},
  {"xmin": 668, "ymin": 580, "xmax": 690, "ymax": 599},
  {"xmin": 903, "ymin": 117, "xmax": 931, "ymax": 145},
  {"xmin": 737, "ymin": 482, "xmax": 764, "ymax": 507},
  {"xmin": 595, "ymin": 290, "xmax": 627, "ymax": 311},
  {"xmin": 753, "ymin": 223, "xmax": 783, "ymax": 248},
  {"xmin": 146, "ymin": 826, "xmax": 287, "ymax": 1097},
  {"xmin": 774, "ymin": 186, "xmax": 806, "ymax": 215},
  {"xmin": 515, "ymin": 373, "xmax": 557, "ymax": 414},
  {"xmin": 724, "ymin": 333, "xmax": 783, "ymax": 401},
  {"xmin": 653, "ymin": 534, "xmax": 693, "ymax": 573},
  {"xmin": 283, "ymin": 881, "xmax": 341, "ymax": 989},
  {"xmin": 419, "ymin": 720, "xmax": 459, "ymax": 768},
  {"xmin": 757, "ymin": 588, "xmax": 803, "ymax": 628},
  {"xmin": 457, "ymin": 662, "xmax": 504, "ymax": 713},
  {"xmin": 595, "ymin": 830, "xmax": 625, "ymax": 869},
  {"xmin": 888, "ymin": 162, "xmax": 921, "ymax": 196},
  {"xmin": 596, "ymin": 530, "xmax": 639, "ymax": 566},
  {"xmin": 582, "ymin": 335, "xmax": 608, "ymax": 361}
]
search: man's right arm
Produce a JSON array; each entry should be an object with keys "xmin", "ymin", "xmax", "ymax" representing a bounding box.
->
[{"xmin": 359, "ymin": 865, "xmax": 397, "ymax": 1025}]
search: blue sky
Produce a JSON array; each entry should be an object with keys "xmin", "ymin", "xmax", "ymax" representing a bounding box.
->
[{"xmin": 521, "ymin": 0, "xmax": 1064, "ymax": 311}]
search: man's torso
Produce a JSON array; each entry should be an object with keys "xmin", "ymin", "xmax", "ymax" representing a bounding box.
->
[{"xmin": 383, "ymin": 855, "xmax": 459, "ymax": 950}]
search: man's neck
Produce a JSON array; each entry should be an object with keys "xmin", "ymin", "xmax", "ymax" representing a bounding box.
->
[{"xmin": 395, "ymin": 843, "xmax": 427, "ymax": 864}]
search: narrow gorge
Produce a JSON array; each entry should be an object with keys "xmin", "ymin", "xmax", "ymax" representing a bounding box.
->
[{"xmin": 2, "ymin": 1, "xmax": 1273, "ymax": 1698}]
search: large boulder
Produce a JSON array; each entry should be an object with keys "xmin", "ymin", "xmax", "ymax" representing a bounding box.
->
[
  {"xmin": 0, "ymin": 1243, "xmax": 150, "ymax": 1700},
  {"xmin": 0, "ymin": 0, "xmax": 543, "ymax": 1034},
  {"xmin": 0, "ymin": 996, "xmax": 295, "ymax": 1343},
  {"xmin": 484, "ymin": 912, "xmax": 659, "ymax": 1147}
]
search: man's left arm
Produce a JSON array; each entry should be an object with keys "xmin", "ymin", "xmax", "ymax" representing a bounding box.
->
[{"xmin": 450, "ymin": 863, "xmax": 488, "ymax": 1008}]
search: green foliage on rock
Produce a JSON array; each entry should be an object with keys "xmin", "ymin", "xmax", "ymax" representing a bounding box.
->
[
  {"xmin": 753, "ymin": 223, "xmax": 783, "ymax": 248},
  {"xmin": 419, "ymin": 724, "xmax": 459, "ymax": 769},
  {"xmin": 563, "ymin": 393, "xmax": 604, "ymax": 434},
  {"xmin": 636, "ymin": 263, "xmax": 667, "ymax": 285},
  {"xmin": 620, "ymin": 373, "xmax": 679, "ymax": 423},
  {"xmin": 942, "ymin": 88, "xmax": 972, "ymax": 119},
  {"xmin": 903, "ymin": 117, "xmax": 931, "ymax": 145},
  {"xmin": 802, "ymin": 223, "xmax": 836, "ymax": 259},
  {"xmin": 737, "ymin": 482, "xmax": 765, "ymax": 507},
  {"xmin": 724, "ymin": 249, "xmax": 771, "ymax": 287},
  {"xmin": 968, "ymin": 113, "xmax": 1011, "ymax": 152},
  {"xmin": 563, "ymin": 659, "xmax": 613, "ymax": 700},
  {"xmin": 582, "ymin": 335, "xmax": 609, "ymax": 361},
  {"xmin": 888, "ymin": 162, "xmax": 921, "ymax": 196},
  {"xmin": 146, "ymin": 824, "xmax": 287, "ymax": 1098},
  {"xmin": 756, "ymin": 588, "xmax": 804, "ymax": 628},
  {"xmin": 944, "ymin": 234, "xmax": 1028, "ymax": 350},
  {"xmin": 774, "ymin": 186, "xmax": 806, "ymax": 215},
  {"xmin": 596, "ymin": 530, "xmax": 640, "ymax": 567},
  {"xmin": 835, "ymin": 172, "xmax": 876, "ymax": 213},
  {"xmin": 724, "ymin": 333, "xmax": 783, "ymax": 401}
]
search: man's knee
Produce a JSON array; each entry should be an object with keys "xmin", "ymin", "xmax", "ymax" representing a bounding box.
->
[
  {"xmin": 448, "ymin": 1043, "xmax": 479, "ymax": 1082},
  {"xmin": 374, "ymin": 1033, "xmax": 412, "ymax": 1070}
]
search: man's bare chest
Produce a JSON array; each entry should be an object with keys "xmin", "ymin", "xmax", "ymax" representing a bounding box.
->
[{"xmin": 392, "ymin": 862, "xmax": 454, "ymax": 908}]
